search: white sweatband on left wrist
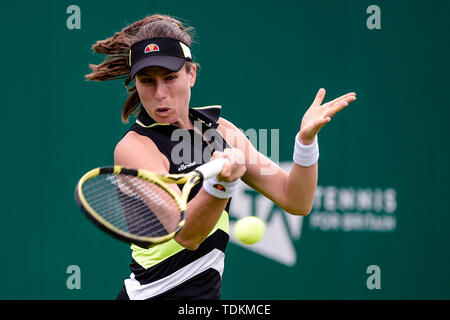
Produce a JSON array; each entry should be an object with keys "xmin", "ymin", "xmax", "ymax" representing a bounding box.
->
[
  {"xmin": 203, "ymin": 176, "xmax": 240, "ymax": 199},
  {"xmin": 293, "ymin": 133, "xmax": 319, "ymax": 167}
]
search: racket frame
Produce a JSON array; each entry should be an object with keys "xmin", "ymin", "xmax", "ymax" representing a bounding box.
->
[
  {"xmin": 75, "ymin": 158, "xmax": 225, "ymax": 247},
  {"xmin": 75, "ymin": 166, "xmax": 194, "ymax": 247}
]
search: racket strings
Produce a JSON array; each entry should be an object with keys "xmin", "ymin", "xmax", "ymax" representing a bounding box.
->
[
  {"xmin": 84, "ymin": 177, "xmax": 170, "ymax": 214},
  {"xmin": 85, "ymin": 176, "xmax": 179, "ymax": 236},
  {"xmin": 82, "ymin": 174, "xmax": 182, "ymax": 238},
  {"xmin": 113, "ymin": 179, "xmax": 179, "ymax": 234},
  {"xmin": 84, "ymin": 176, "xmax": 174, "ymax": 218}
]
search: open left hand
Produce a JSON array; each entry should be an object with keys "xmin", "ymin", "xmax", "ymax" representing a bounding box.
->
[{"xmin": 299, "ymin": 88, "xmax": 356, "ymax": 145}]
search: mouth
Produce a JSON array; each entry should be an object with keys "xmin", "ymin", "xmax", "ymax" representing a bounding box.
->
[{"xmin": 155, "ymin": 107, "xmax": 171, "ymax": 117}]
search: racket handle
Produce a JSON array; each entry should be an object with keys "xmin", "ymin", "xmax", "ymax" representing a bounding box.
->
[{"xmin": 195, "ymin": 158, "xmax": 228, "ymax": 180}]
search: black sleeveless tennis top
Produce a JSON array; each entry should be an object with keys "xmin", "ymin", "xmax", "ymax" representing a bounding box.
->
[{"xmin": 122, "ymin": 105, "xmax": 231, "ymax": 300}]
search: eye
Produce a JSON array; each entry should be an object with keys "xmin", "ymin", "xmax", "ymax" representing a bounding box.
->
[
  {"xmin": 139, "ymin": 77, "xmax": 154, "ymax": 84},
  {"xmin": 165, "ymin": 74, "xmax": 177, "ymax": 81}
]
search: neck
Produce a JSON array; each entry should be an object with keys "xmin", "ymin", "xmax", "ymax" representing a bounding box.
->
[{"xmin": 172, "ymin": 109, "xmax": 193, "ymax": 130}]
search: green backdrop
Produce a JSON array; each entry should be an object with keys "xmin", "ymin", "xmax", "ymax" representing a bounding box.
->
[{"xmin": 1, "ymin": 0, "xmax": 449, "ymax": 299}]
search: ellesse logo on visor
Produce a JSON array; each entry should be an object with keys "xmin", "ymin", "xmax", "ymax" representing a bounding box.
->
[{"xmin": 144, "ymin": 44, "xmax": 160, "ymax": 53}]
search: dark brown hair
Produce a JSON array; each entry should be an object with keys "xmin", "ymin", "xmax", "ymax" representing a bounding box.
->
[{"xmin": 85, "ymin": 14, "xmax": 197, "ymax": 122}]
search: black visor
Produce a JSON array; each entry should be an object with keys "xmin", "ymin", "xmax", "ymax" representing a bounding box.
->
[{"xmin": 129, "ymin": 37, "xmax": 192, "ymax": 79}]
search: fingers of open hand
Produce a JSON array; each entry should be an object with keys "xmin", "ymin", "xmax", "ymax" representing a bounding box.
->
[
  {"xmin": 326, "ymin": 92, "xmax": 356, "ymax": 107},
  {"xmin": 323, "ymin": 93, "xmax": 356, "ymax": 118},
  {"xmin": 312, "ymin": 88, "xmax": 326, "ymax": 106},
  {"xmin": 302, "ymin": 91, "xmax": 356, "ymax": 135},
  {"xmin": 212, "ymin": 148, "xmax": 246, "ymax": 182}
]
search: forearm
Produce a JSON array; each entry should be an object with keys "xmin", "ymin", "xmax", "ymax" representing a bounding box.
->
[
  {"xmin": 242, "ymin": 157, "xmax": 317, "ymax": 216},
  {"xmin": 282, "ymin": 162, "xmax": 318, "ymax": 215},
  {"xmin": 242, "ymin": 133, "xmax": 318, "ymax": 216},
  {"xmin": 174, "ymin": 189, "xmax": 228, "ymax": 250},
  {"xmin": 281, "ymin": 133, "xmax": 319, "ymax": 215}
]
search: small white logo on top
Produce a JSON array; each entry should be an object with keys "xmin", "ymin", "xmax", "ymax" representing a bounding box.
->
[{"xmin": 178, "ymin": 162, "xmax": 197, "ymax": 171}]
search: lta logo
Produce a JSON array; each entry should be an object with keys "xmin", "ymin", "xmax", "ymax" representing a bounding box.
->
[
  {"xmin": 229, "ymin": 161, "xmax": 398, "ymax": 266},
  {"xmin": 229, "ymin": 162, "xmax": 304, "ymax": 267}
]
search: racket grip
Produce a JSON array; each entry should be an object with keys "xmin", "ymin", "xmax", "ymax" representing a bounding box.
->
[{"xmin": 196, "ymin": 158, "xmax": 228, "ymax": 181}]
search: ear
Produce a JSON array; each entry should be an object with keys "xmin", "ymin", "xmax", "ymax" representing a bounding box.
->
[{"xmin": 188, "ymin": 64, "xmax": 197, "ymax": 88}]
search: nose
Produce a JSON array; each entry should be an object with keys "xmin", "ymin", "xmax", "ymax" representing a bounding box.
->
[{"xmin": 153, "ymin": 79, "xmax": 167, "ymax": 102}]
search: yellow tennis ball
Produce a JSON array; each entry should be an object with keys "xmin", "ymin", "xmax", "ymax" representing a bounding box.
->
[{"xmin": 234, "ymin": 216, "xmax": 266, "ymax": 245}]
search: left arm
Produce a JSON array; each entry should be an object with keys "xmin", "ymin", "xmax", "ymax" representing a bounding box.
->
[{"xmin": 218, "ymin": 88, "xmax": 356, "ymax": 215}]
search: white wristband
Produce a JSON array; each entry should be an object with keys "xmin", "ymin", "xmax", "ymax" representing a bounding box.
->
[
  {"xmin": 203, "ymin": 176, "xmax": 239, "ymax": 199},
  {"xmin": 293, "ymin": 133, "xmax": 319, "ymax": 167}
]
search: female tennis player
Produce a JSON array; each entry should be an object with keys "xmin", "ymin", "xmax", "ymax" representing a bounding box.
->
[{"xmin": 85, "ymin": 14, "xmax": 356, "ymax": 300}]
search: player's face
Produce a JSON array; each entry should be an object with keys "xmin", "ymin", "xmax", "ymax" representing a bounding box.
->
[{"xmin": 135, "ymin": 65, "xmax": 196, "ymax": 126}]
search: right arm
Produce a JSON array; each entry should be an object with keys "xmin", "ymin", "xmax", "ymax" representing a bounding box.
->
[{"xmin": 114, "ymin": 131, "xmax": 244, "ymax": 250}]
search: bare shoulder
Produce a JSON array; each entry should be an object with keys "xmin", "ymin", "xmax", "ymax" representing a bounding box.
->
[
  {"xmin": 217, "ymin": 117, "xmax": 243, "ymax": 141},
  {"xmin": 217, "ymin": 117, "xmax": 254, "ymax": 150},
  {"xmin": 217, "ymin": 117, "xmax": 238, "ymax": 131},
  {"xmin": 114, "ymin": 131, "xmax": 169, "ymax": 172},
  {"xmin": 115, "ymin": 131, "xmax": 153, "ymax": 157}
]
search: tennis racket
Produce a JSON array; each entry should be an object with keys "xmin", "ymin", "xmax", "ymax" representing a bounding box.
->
[{"xmin": 74, "ymin": 158, "xmax": 227, "ymax": 248}]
